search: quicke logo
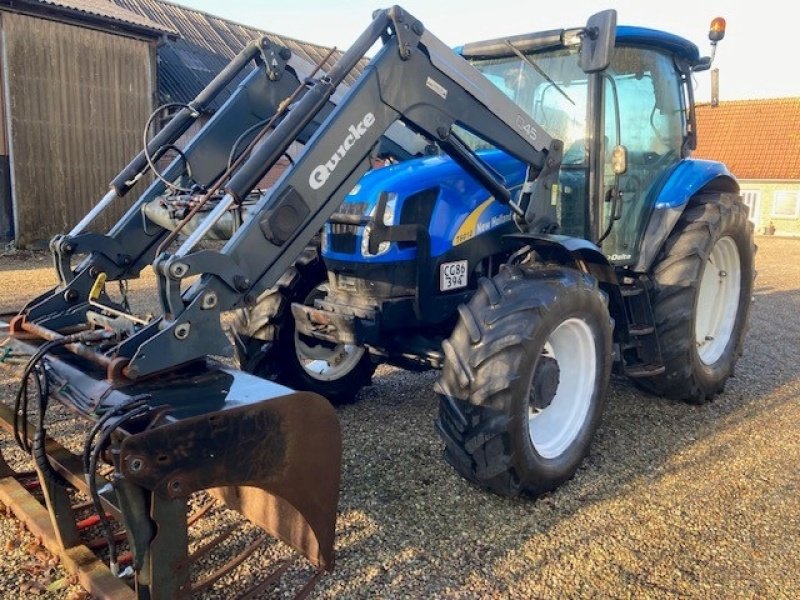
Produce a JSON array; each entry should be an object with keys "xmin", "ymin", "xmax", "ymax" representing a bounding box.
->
[{"xmin": 309, "ymin": 112, "xmax": 376, "ymax": 190}]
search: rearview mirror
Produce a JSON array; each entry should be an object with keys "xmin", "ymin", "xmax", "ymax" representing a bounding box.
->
[{"xmin": 579, "ymin": 10, "xmax": 617, "ymax": 73}]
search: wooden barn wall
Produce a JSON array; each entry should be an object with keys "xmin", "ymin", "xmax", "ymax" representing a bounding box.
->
[{"xmin": 2, "ymin": 12, "xmax": 154, "ymax": 246}]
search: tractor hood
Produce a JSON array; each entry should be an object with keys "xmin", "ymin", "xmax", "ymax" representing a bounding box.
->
[{"xmin": 323, "ymin": 149, "xmax": 528, "ymax": 262}]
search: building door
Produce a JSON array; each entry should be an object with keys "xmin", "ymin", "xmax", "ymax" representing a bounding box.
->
[
  {"xmin": 0, "ymin": 14, "xmax": 13, "ymax": 243},
  {"xmin": 740, "ymin": 189, "xmax": 761, "ymax": 230}
]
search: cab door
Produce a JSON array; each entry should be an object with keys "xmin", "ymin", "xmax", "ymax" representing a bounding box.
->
[{"xmin": 601, "ymin": 46, "xmax": 685, "ymax": 265}]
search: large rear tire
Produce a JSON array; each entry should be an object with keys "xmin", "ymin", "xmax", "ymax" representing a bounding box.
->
[
  {"xmin": 635, "ymin": 193, "xmax": 755, "ymax": 404},
  {"xmin": 233, "ymin": 246, "xmax": 374, "ymax": 405},
  {"xmin": 435, "ymin": 265, "xmax": 613, "ymax": 497}
]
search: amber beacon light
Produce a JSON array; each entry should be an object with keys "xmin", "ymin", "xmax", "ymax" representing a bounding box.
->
[{"xmin": 709, "ymin": 17, "xmax": 726, "ymax": 42}]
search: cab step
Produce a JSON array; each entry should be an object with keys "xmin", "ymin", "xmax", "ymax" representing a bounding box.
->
[
  {"xmin": 623, "ymin": 363, "xmax": 666, "ymax": 378},
  {"xmin": 619, "ymin": 278, "xmax": 665, "ymax": 378},
  {"xmin": 628, "ymin": 324, "xmax": 655, "ymax": 336}
]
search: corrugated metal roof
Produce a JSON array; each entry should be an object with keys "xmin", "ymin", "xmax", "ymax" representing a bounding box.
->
[
  {"xmin": 695, "ymin": 98, "xmax": 800, "ymax": 181},
  {"xmin": 21, "ymin": 0, "xmax": 175, "ymax": 34},
  {"xmin": 110, "ymin": 0, "xmax": 367, "ymax": 107}
]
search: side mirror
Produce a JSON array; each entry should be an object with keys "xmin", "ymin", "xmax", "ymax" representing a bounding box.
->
[{"xmin": 579, "ymin": 9, "xmax": 617, "ymax": 73}]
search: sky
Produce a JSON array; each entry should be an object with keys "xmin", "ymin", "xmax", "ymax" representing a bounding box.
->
[{"xmin": 173, "ymin": 0, "xmax": 798, "ymax": 102}]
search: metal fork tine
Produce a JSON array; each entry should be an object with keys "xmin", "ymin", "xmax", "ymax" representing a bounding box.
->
[
  {"xmin": 294, "ymin": 569, "xmax": 325, "ymax": 600},
  {"xmin": 235, "ymin": 558, "xmax": 293, "ymax": 600},
  {"xmin": 85, "ymin": 530, "xmax": 127, "ymax": 550},
  {"xmin": 70, "ymin": 499, "xmax": 94, "ymax": 512},
  {"xmin": 190, "ymin": 534, "xmax": 268, "ymax": 596},
  {"xmin": 181, "ymin": 524, "xmax": 236, "ymax": 568},
  {"xmin": 187, "ymin": 500, "xmax": 215, "ymax": 526}
]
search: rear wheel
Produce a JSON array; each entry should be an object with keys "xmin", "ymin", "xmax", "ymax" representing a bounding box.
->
[
  {"xmin": 636, "ymin": 193, "xmax": 755, "ymax": 403},
  {"xmin": 234, "ymin": 247, "xmax": 374, "ymax": 405},
  {"xmin": 435, "ymin": 265, "xmax": 613, "ymax": 497}
]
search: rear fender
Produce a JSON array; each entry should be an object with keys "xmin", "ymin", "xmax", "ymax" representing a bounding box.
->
[{"xmin": 633, "ymin": 159, "xmax": 739, "ymax": 273}]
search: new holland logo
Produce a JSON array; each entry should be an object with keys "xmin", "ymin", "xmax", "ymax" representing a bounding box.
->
[{"xmin": 309, "ymin": 112, "xmax": 376, "ymax": 190}]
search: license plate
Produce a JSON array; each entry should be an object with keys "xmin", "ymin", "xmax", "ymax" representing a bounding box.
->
[{"xmin": 440, "ymin": 260, "xmax": 468, "ymax": 291}]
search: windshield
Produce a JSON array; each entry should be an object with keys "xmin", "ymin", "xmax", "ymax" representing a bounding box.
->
[{"xmin": 465, "ymin": 47, "xmax": 589, "ymax": 164}]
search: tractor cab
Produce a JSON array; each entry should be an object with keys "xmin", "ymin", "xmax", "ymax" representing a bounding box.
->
[{"xmin": 461, "ymin": 21, "xmax": 710, "ymax": 266}]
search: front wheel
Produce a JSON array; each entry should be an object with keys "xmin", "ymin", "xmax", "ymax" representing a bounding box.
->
[
  {"xmin": 233, "ymin": 247, "xmax": 374, "ymax": 405},
  {"xmin": 435, "ymin": 265, "xmax": 613, "ymax": 497}
]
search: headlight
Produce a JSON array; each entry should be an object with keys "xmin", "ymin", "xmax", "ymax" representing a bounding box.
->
[
  {"xmin": 361, "ymin": 193, "xmax": 397, "ymax": 257},
  {"xmin": 361, "ymin": 224, "xmax": 389, "ymax": 256},
  {"xmin": 381, "ymin": 194, "xmax": 397, "ymax": 226}
]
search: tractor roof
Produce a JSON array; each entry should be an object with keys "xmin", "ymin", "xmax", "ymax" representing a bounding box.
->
[
  {"xmin": 457, "ymin": 24, "xmax": 702, "ymax": 66},
  {"xmin": 616, "ymin": 26, "xmax": 701, "ymax": 64}
]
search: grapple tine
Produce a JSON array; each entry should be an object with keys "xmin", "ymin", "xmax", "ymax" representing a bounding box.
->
[
  {"xmin": 86, "ymin": 530, "xmax": 127, "ymax": 551},
  {"xmin": 295, "ymin": 569, "xmax": 326, "ymax": 600},
  {"xmin": 187, "ymin": 499, "xmax": 215, "ymax": 526},
  {"xmin": 236, "ymin": 558, "xmax": 293, "ymax": 600},
  {"xmin": 233, "ymin": 559, "xmax": 325, "ymax": 600},
  {"xmin": 190, "ymin": 534, "xmax": 269, "ymax": 596},
  {"xmin": 181, "ymin": 523, "xmax": 236, "ymax": 567}
]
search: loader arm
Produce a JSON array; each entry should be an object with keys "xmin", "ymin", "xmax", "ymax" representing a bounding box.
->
[
  {"xmin": 103, "ymin": 5, "xmax": 560, "ymax": 379},
  {"xmin": 19, "ymin": 38, "xmax": 310, "ymax": 327},
  {"xmin": 19, "ymin": 37, "xmax": 425, "ymax": 332}
]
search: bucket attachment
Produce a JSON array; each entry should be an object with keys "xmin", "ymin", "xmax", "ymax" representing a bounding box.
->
[
  {"xmin": 0, "ymin": 328, "xmax": 341, "ymax": 598},
  {"xmin": 118, "ymin": 390, "xmax": 341, "ymax": 572}
]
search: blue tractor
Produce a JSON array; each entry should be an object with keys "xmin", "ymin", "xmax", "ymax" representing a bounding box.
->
[
  {"xmin": 3, "ymin": 9, "xmax": 753, "ymax": 588},
  {"xmin": 235, "ymin": 13, "xmax": 753, "ymax": 497}
]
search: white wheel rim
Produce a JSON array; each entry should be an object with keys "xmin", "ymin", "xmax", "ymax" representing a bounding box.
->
[
  {"xmin": 695, "ymin": 236, "xmax": 741, "ymax": 366},
  {"xmin": 294, "ymin": 284, "xmax": 366, "ymax": 381},
  {"xmin": 528, "ymin": 318, "xmax": 596, "ymax": 459}
]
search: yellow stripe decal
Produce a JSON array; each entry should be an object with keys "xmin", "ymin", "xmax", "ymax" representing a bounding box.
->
[{"xmin": 453, "ymin": 197, "xmax": 493, "ymax": 246}]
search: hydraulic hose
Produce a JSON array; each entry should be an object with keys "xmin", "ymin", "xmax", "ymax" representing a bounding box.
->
[
  {"xmin": 142, "ymin": 103, "xmax": 198, "ymax": 194},
  {"xmin": 88, "ymin": 404, "xmax": 150, "ymax": 576},
  {"xmin": 81, "ymin": 396, "xmax": 148, "ymax": 478},
  {"xmin": 13, "ymin": 340, "xmax": 67, "ymax": 452},
  {"xmin": 33, "ymin": 366, "xmax": 68, "ymax": 487}
]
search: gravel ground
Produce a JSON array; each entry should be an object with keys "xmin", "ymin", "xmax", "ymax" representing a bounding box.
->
[{"xmin": 0, "ymin": 236, "xmax": 798, "ymax": 598}]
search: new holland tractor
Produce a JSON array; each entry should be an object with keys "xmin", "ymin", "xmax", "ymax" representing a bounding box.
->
[
  {"xmin": 234, "ymin": 14, "xmax": 753, "ymax": 497},
  {"xmin": 0, "ymin": 6, "xmax": 751, "ymax": 596}
]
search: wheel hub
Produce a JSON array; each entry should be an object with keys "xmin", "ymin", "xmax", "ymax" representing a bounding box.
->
[
  {"xmin": 528, "ymin": 318, "xmax": 597, "ymax": 460},
  {"xmin": 694, "ymin": 235, "xmax": 741, "ymax": 365},
  {"xmin": 530, "ymin": 355, "xmax": 560, "ymax": 412},
  {"xmin": 295, "ymin": 283, "xmax": 366, "ymax": 381}
]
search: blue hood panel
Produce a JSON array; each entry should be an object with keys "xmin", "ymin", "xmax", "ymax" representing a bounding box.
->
[{"xmin": 323, "ymin": 150, "xmax": 527, "ymax": 263}]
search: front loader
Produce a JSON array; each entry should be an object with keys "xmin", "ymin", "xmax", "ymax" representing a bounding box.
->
[{"xmin": 0, "ymin": 6, "xmax": 578, "ymax": 597}]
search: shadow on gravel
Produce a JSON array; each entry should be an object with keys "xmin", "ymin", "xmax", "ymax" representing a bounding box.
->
[
  {"xmin": 324, "ymin": 285, "xmax": 800, "ymax": 597},
  {"xmin": 0, "ymin": 252, "xmax": 51, "ymax": 272},
  {"xmin": 1, "ymin": 241, "xmax": 797, "ymax": 597}
]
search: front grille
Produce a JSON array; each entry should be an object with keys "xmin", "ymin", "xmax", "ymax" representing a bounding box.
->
[
  {"xmin": 330, "ymin": 228, "xmax": 357, "ymax": 253},
  {"xmin": 329, "ymin": 201, "xmax": 367, "ymax": 254}
]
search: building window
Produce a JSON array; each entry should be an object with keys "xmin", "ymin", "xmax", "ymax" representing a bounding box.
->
[
  {"xmin": 740, "ymin": 189, "xmax": 761, "ymax": 226},
  {"xmin": 772, "ymin": 191, "xmax": 800, "ymax": 218},
  {"xmin": 175, "ymin": 49, "xmax": 211, "ymax": 73}
]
